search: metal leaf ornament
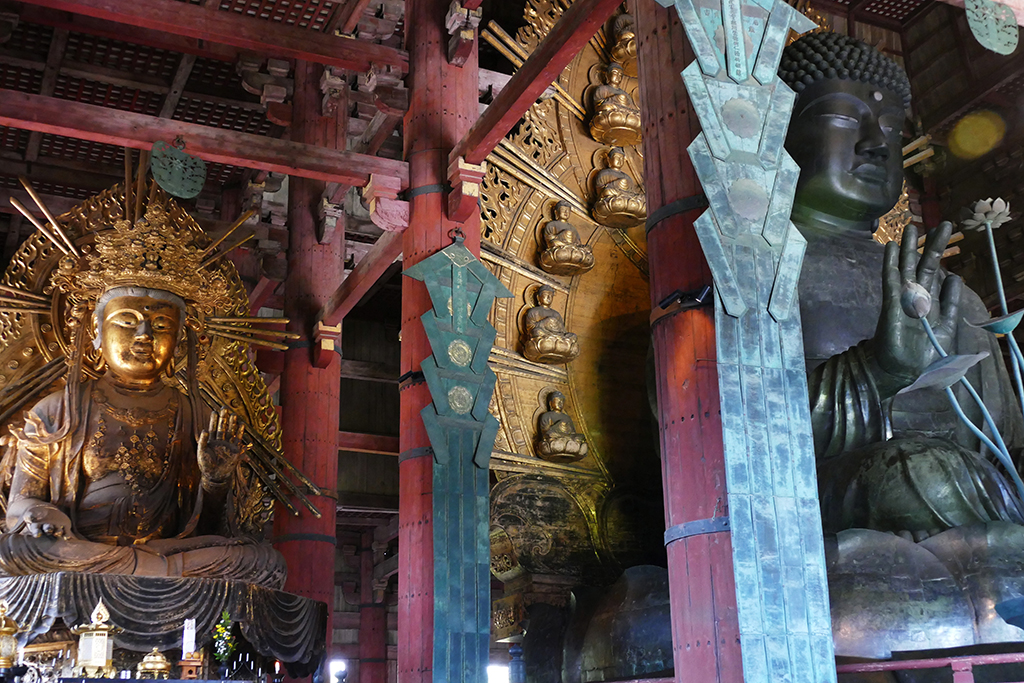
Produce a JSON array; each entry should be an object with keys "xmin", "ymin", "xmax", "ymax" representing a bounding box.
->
[
  {"xmin": 965, "ymin": 0, "xmax": 1019, "ymax": 55},
  {"xmin": 965, "ymin": 310, "xmax": 1024, "ymax": 335},
  {"xmin": 151, "ymin": 139, "xmax": 208, "ymax": 199},
  {"xmin": 897, "ymin": 353, "xmax": 990, "ymax": 395}
]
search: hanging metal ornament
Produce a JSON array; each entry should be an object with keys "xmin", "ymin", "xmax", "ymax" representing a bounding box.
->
[
  {"xmin": 150, "ymin": 137, "xmax": 208, "ymax": 199},
  {"xmin": 965, "ymin": 0, "xmax": 1019, "ymax": 55}
]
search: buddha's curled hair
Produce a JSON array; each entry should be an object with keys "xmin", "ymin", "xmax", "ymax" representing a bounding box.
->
[{"xmin": 778, "ymin": 32, "xmax": 912, "ymax": 109}]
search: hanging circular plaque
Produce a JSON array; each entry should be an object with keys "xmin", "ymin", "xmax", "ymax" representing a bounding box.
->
[
  {"xmin": 151, "ymin": 138, "xmax": 208, "ymax": 199},
  {"xmin": 965, "ymin": 0, "xmax": 1019, "ymax": 55}
]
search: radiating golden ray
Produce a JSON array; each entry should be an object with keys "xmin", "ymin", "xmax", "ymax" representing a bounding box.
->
[
  {"xmin": 8, "ymin": 198, "xmax": 71, "ymax": 256},
  {"xmin": 17, "ymin": 177, "xmax": 80, "ymax": 257},
  {"xmin": 200, "ymin": 210, "xmax": 257, "ymax": 259}
]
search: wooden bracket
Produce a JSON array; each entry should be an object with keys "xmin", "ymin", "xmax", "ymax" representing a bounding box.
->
[
  {"xmin": 318, "ymin": 192, "xmax": 344, "ymax": 245},
  {"xmin": 445, "ymin": 0, "xmax": 483, "ymax": 67},
  {"xmin": 363, "ymin": 173, "xmax": 408, "ymax": 232},
  {"xmin": 237, "ymin": 55, "xmax": 294, "ymax": 104},
  {"xmin": 446, "ymin": 157, "xmax": 486, "ymax": 223},
  {"xmin": 312, "ymin": 320, "xmax": 342, "ymax": 369},
  {"xmin": 319, "ymin": 66, "xmax": 349, "ymax": 117}
]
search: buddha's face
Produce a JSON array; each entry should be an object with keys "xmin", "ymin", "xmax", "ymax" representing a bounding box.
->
[
  {"xmin": 786, "ymin": 78, "xmax": 905, "ymax": 225},
  {"xmin": 549, "ymin": 394, "xmax": 565, "ymax": 411},
  {"xmin": 100, "ymin": 295, "xmax": 181, "ymax": 385},
  {"xmin": 608, "ymin": 150, "xmax": 625, "ymax": 169},
  {"xmin": 537, "ymin": 288, "xmax": 554, "ymax": 307},
  {"xmin": 607, "ymin": 65, "xmax": 624, "ymax": 86},
  {"xmin": 555, "ymin": 203, "xmax": 571, "ymax": 221}
]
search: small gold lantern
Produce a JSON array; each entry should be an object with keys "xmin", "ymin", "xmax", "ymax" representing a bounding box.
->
[
  {"xmin": 136, "ymin": 648, "xmax": 172, "ymax": 679},
  {"xmin": 0, "ymin": 601, "xmax": 21, "ymax": 669},
  {"xmin": 70, "ymin": 600, "xmax": 119, "ymax": 678}
]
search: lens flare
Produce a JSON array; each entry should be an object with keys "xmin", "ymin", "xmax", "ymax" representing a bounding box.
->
[{"xmin": 948, "ymin": 110, "xmax": 1006, "ymax": 160}]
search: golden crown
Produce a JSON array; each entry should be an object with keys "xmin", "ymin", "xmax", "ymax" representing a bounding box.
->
[{"xmin": 58, "ymin": 202, "xmax": 231, "ymax": 314}]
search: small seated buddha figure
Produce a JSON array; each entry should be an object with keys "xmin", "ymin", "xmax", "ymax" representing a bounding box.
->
[
  {"xmin": 522, "ymin": 285, "xmax": 580, "ymax": 364},
  {"xmin": 0, "ymin": 207, "xmax": 285, "ymax": 589},
  {"xmin": 609, "ymin": 13, "xmax": 638, "ymax": 77},
  {"xmin": 535, "ymin": 392, "xmax": 588, "ymax": 463},
  {"xmin": 783, "ymin": 32, "xmax": 1024, "ymax": 656},
  {"xmin": 589, "ymin": 63, "xmax": 643, "ymax": 147},
  {"xmin": 538, "ymin": 201, "xmax": 595, "ymax": 276},
  {"xmin": 592, "ymin": 147, "xmax": 647, "ymax": 229}
]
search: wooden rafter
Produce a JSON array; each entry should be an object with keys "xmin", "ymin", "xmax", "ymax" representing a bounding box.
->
[
  {"xmin": 450, "ymin": 0, "xmax": 624, "ymax": 165},
  {"xmin": 317, "ymin": 231, "xmax": 402, "ymax": 328},
  {"xmin": 159, "ymin": 54, "xmax": 197, "ymax": 119},
  {"xmin": 0, "ymin": 89, "xmax": 409, "ymax": 188},
  {"xmin": 327, "ymin": 0, "xmax": 373, "ymax": 36},
  {"xmin": 15, "ymin": 0, "xmax": 408, "ymax": 73},
  {"xmin": 24, "ymin": 27, "xmax": 68, "ymax": 162}
]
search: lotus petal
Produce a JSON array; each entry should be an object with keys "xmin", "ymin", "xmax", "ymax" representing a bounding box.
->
[
  {"xmin": 966, "ymin": 310, "xmax": 1024, "ymax": 335},
  {"xmin": 976, "ymin": 199, "xmax": 994, "ymax": 213},
  {"xmin": 974, "ymin": 212, "xmax": 988, "ymax": 222},
  {"xmin": 994, "ymin": 197, "xmax": 1007, "ymax": 214},
  {"xmin": 897, "ymin": 353, "xmax": 990, "ymax": 395}
]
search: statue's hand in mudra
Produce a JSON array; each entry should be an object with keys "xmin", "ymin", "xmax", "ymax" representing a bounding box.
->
[
  {"xmin": 876, "ymin": 222, "xmax": 962, "ymax": 386},
  {"xmin": 22, "ymin": 504, "xmax": 72, "ymax": 539},
  {"xmin": 197, "ymin": 408, "xmax": 246, "ymax": 488}
]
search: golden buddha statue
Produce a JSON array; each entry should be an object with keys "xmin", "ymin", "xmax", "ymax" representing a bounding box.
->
[
  {"xmin": 522, "ymin": 286, "xmax": 579, "ymax": 365},
  {"xmin": 589, "ymin": 63, "xmax": 643, "ymax": 147},
  {"xmin": 609, "ymin": 13, "xmax": 638, "ymax": 77},
  {"xmin": 592, "ymin": 147, "xmax": 647, "ymax": 229},
  {"xmin": 535, "ymin": 391, "xmax": 588, "ymax": 463},
  {"xmin": 0, "ymin": 196, "xmax": 286, "ymax": 588},
  {"xmin": 538, "ymin": 201, "xmax": 595, "ymax": 276}
]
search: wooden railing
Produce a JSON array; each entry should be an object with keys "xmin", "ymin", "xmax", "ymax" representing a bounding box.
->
[{"xmin": 837, "ymin": 651, "xmax": 1024, "ymax": 682}]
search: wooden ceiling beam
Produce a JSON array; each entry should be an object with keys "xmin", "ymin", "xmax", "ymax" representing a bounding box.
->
[
  {"xmin": 159, "ymin": 54, "xmax": 196, "ymax": 119},
  {"xmin": 337, "ymin": 430, "xmax": 399, "ymax": 455},
  {"xmin": 318, "ymin": 230, "xmax": 402, "ymax": 328},
  {"xmin": 0, "ymin": 89, "xmax": 409, "ymax": 188},
  {"xmin": 14, "ymin": 0, "xmax": 408, "ymax": 73},
  {"xmin": 24, "ymin": 27, "xmax": 67, "ymax": 161},
  {"xmin": 7, "ymin": 3, "xmax": 241, "ymax": 62},
  {"xmin": 451, "ymin": 0, "xmax": 626, "ymax": 166},
  {"xmin": 327, "ymin": 0, "xmax": 373, "ymax": 36}
]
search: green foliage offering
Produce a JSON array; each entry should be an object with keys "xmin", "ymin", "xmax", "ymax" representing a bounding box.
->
[{"xmin": 213, "ymin": 610, "xmax": 236, "ymax": 663}]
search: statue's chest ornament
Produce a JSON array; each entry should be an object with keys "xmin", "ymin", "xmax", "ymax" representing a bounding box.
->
[{"xmin": 86, "ymin": 390, "xmax": 178, "ymax": 494}]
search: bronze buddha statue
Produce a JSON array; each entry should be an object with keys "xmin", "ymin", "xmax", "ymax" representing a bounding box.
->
[
  {"xmin": 538, "ymin": 201, "xmax": 595, "ymax": 276},
  {"xmin": 784, "ymin": 32, "xmax": 1024, "ymax": 656},
  {"xmin": 522, "ymin": 285, "xmax": 580, "ymax": 364},
  {"xmin": 535, "ymin": 391, "xmax": 588, "ymax": 463},
  {"xmin": 0, "ymin": 205, "xmax": 285, "ymax": 589},
  {"xmin": 589, "ymin": 63, "xmax": 643, "ymax": 147},
  {"xmin": 592, "ymin": 147, "xmax": 647, "ymax": 229}
]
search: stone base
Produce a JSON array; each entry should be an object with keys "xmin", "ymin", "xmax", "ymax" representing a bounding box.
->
[{"xmin": 0, "ymin": 573, "xmax": 326, "ymax": 676}]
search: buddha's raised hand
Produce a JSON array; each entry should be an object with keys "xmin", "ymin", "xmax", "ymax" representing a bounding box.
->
[{"xmin": 197, "ymin": 407, "xmax": 246, "ymax": 488}]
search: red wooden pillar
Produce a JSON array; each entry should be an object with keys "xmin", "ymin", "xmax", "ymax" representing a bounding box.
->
[
  {"xmin": 274, "ymin": 59, "xmax": 346, "ymax": 665},
  {"xmin": 398, "ymin": 0, "xmax": 480, "ymax": 681},
  {"xmin": 359, "ymin": 532, "xmax": 387, "ymax": 683},
  {"xmin": 634, "ymin": 3, "xmax": 743, "ymax": 682}
]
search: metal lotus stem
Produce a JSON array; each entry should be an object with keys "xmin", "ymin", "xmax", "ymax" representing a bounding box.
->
[
  {"xmin": 982, "ymin": 220, "xmax": 1024, "ymax": 411},
  {"xmin": 921, "ymin": 316, "xmax": 1024, "ymax": 500}
]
